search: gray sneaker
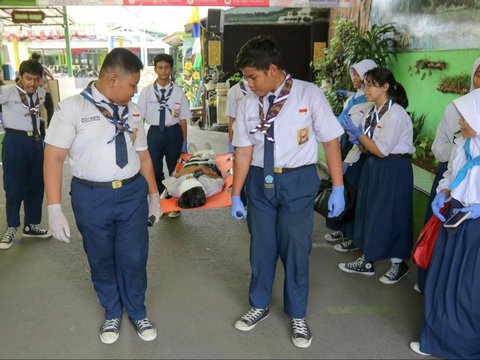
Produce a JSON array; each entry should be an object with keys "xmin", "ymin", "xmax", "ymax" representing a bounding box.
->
[
  {"xmin": 333, "ymin": 239, "xmax": 359, "ymax": 252},
  {"xmin": 291, "ymin": 318, "xmax": 312, "ymax": 348},
  {"xmin": 99, "ymin": 318, "xmax": 121, "ymax": 345},
  {"xmin": 234, "ymin": 307, "xmax": 269, "ymax": 331},
  {"xmin": 130, "ymin": 317, "xmax": 157, "ymax": 341},
  {"xmin": 0, "ymin": 227, "xmax": 17, "ymax": 250}
]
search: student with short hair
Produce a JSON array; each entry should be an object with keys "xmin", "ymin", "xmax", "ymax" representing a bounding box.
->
[
  {"xmin": 230, "ymin": 35, "xmax": 345, "ymax": 349},
  {"xmin": 136, "ymin": 53, "xmax": 191, "ymax": 218},
  {"xmin": 0, "ymin": 59, "xmax": 52, "ymax": 250},
  {"xmin": 44, "ymin": 48, "xmax": 162, "ymax": 345}
]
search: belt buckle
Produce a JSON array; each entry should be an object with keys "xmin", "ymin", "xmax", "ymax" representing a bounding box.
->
[
  {"xmin": 273, "ymin": 167, "xmax": 283, "ymax": 174},
  {"xmin": 111, "ymin": 180, "xmax": 123, "ymax": 189},
  {"xmin": 27, "ymin": 131, "xmax": 33, "ymax": 137}
]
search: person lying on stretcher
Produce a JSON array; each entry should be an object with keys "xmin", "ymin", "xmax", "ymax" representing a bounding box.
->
[{"xmin": 161, "ymin": 145, "xmax": 225, "ymax": 208}]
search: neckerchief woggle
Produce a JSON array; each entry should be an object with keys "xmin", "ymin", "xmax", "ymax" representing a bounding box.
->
[
  {"xmin": 154, "ymin": 81, "xmax": 174, "ymax": 115},
  {"xmin": 80, "ymin": 81, "xmax": 132, "ymax": 144},
  {"xmin": 250, "ymin": 72, "xmax": 293, "ymax": 142},
  {"xmin": 449, "ymin": 137, "xmax": 480, "ymax": 190},
  {"xmin": 363, "ymin": 98, "xmax": 393, "ymax": 139}
]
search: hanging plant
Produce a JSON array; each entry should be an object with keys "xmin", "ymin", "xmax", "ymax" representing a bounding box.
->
[
  {"xmin": 437, "ymin": 74, "xmax": 469, "ymax": 95},
  {"xmin": 409, "ymin": 59, "xmax": 446, "ymax": 80}
]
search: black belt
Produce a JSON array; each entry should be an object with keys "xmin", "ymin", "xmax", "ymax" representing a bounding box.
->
[
  {"xmin": 253, "ymin": 164, "xmax": 314, "ymax": 174},
  {"xmin": 72, "ymin": 173, "xmax": 140, "ymax": 189},
  {"xmin": 386, "ymin": 153, "xmax": 412, "ymax": 159},
  {"xmin": 5, "ymin": 128, "xmax": 36, "ymax": 137},
  {"xmin": 150, "ymin": 123, "xmax": 180, "ymax": 128}
]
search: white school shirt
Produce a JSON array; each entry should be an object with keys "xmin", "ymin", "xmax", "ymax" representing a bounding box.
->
[
  {"xmin": 136, "ymin": 81, "xmax": 191, "ymax": 127},
  {"xmin": 226, "ymin": 81, "xmax": 250, "ymax": 118},
  {"xmin": 233, "ymin": 78, "xmax": 343, "ymax": 168},
  {"xmin": 0, "ymin": 84, "xmax": 46, "ymax": 131},
  {"xmin": 431, "ymin": 102, "xmax": 461, "ymax": 163},
  {"xmin": 370, "ymin": 103, "xmax": 415, "ymax": 156},
  {"xmin": 44, "ymin": 84, "xmax": 147, "ymax": 182}
]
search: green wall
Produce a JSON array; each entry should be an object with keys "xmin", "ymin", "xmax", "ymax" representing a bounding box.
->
[{"xmin": 389, "ymin": 49, "xmax": 480, "ymax": 137}]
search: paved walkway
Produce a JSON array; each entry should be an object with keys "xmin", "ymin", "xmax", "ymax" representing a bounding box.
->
[{"xmin": 0, "ymin": 125, "xmax": 427, "ymax": 359}]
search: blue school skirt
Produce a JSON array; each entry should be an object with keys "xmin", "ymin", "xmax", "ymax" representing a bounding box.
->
[
  {"xmin": 325, "ymin": 153, "xmax": 367, "ymax": 237},
  {"xmin": 353, "ymin": 154, "xmax": 413, "ymax": 261},
  {"xmin": 420, "ymin": 199, "xmax": 480, "ymax": 359}
]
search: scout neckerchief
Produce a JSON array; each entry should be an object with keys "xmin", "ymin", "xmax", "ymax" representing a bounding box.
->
[
  {"xmin": 239, "ymin": 80, "xmax": 248, "ymax": 96},
  {"xmin": 153, "ymin": 81, "xmax": 174, "ymax": 115},
  {"xmin": 249, "ymin": 72, "xmax": 293, "ymax": 142},
  {"xmin": 363, "ymin": 97, "xmax": 393, "ymax": 139},
  {"xmin": 80, "ymin": 81, "xmax": 132, "ymax": 144},
  {"xmin": 449, "ymin": 138, "xmax": 480, "ymax": 190},
  {"xmin": 16, "ymin": 84, "xmax": 41, "ymax": 142}
]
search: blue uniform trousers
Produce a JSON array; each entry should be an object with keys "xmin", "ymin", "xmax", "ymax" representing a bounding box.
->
[
  {"xmin": 147, "ymin": 124, "xmax": 182, "ymax": 193},
  {"xmin": 2, "ymin": 131, "xmax": 44, "ymax": 227},
  {"xmin": 246, "ymin": 165, "xmax": 319, "ymax": 318},
  {"xmin": 71, "ymin": 175, "xmax": 149, "ymax": 320}
]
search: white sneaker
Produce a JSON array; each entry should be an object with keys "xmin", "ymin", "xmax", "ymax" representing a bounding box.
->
[
  {"xmin": 99, "ymin": 318, "xmax": 121, "ymax": 345},
  {"xmin": 168, "ymin": 211, "xmax": 180, "ymax": 218},
  {"xmin": 131, "ymin": 317, "xmax": 157, "ymax": 341},
  {"xmin": 291, "ymin": 318, "xmax": 312, "ymax": 348},
  {"xmin": 413, "ymin": 282, "xmax": 423, "ymax": 294},
  {"xmin": 409, "ymin": 341, "xmax": 430, "ymax": 356},
  {"xmin": 0, "ymin": 227, "xmax": 17, "ymax": 250},
  {"xmin": 234, "ymin": 307, "xmax": 269, "ymax": 331}
]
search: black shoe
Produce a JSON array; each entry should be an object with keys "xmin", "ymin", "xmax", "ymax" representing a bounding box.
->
[
  {"xmin": 0, "ymin": 227, "xmax": 17, "ymax": 250},
  {"xmin": 291, "ymin": 318, "xmax": 312, "ymax": 348},
  {"xmin": 379, "ymin": 261, "xmax": 409, "ymax": 284},
  {"xmin": 338, "ymin": 255, "xmax": 375, "ymax": 276},
  {"xmin": 99, "ymin": 318, "xmax": 121, "ymax": 344},
  {"xmin": 234, "ymin": 307, "xmax": 269, "ymax": 331},
  {"xmin": 130, "ymin": 317, "xmax": 157, "ymax": 341},
  {"xmin": 23, "ymin": 224, "xmax": 52, "ymax": 238},
  {"xmin": 324, "ymin": 230, "xmax": 347, "ymax": 243},
  {"xmin": 333, "ymin": 239, "xmax": 359, "ymax": 252}
]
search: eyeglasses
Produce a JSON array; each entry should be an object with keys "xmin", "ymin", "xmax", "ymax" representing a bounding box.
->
[{"xmin": 363, "ymin": 80, "xmax": 379, "ymax": 88}]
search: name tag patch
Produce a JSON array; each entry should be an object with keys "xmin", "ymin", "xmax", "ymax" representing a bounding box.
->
[
  {"xmin": 81, "ymin": 115, "xmax": 101, "ymax": 123},
  {"xmin": 297, "ymin": 127, "xmax": 309, "ymax": 145}
]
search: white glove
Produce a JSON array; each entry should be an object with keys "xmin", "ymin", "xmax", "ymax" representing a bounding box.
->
[
  {"xmin": 47, "ymin": 204, "xmax": 71, "ymax": 243},
  {"xmin": 148, "ymin": 192, "xmax": 162, "ymax": 225}
]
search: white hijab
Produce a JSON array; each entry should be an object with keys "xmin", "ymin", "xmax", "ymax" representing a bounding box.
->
[
  {"xmin": 349, "ymin": 59, "xmax": 378, "ymax": 82},
  {"xmin": 470, "ymin": 56, "xmax": 480, "ymax": 91},
  {"xmin": 446, "ymin": 89, "xmax": 480, "ymax": 205}
]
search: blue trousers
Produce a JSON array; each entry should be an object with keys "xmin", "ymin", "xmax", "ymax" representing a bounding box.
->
[
  {"xmin": 2, "ymin": 131, "xmax": 44, "ymax": 227},
  {"xmin": 147, "ymin": 124, "xmax": 183, "ymax": 193},
  {"xmin": 246, "ymin": 165, "xmax": 319, "ymax": 318},
  {"xmin": 71, "ymin": 175, "xmax": 149, "ymax": 320}
]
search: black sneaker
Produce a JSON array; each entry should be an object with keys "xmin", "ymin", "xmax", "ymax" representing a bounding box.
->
[
  {"xmin": 130, "ymin": 317, "xmax": 157, "ymax": 341},
  {"xmin": 333, "ymin": 239, "xmax": 359, "ymax": 253},
  {"xmin": 0, "ymin": 227, "xmax": 17, "ymax": 250},
  {"xmin": 379, "ymin": 261, "xmax": 409, "ymax": 285},
  {"xmin": 291, "ymin": 318, "xmax": 312, "ymax": 348},
  {"xmin": 324, "ymin": 231, "xmax": 346, "ymax": 243},
  {"xmin": 23, "ymin": 224, "xmax": 52, "ymax": 239},
  {"xmin": 338, "ymin": 255, "xmax": 375, "ymax": 276},
  {"xmin": 234, "ymin": 307, "xmax": 269, "ymax": 331},
  {"xmin": 99, "ymin": 318, "xmax": 121, "ymax": 344}
]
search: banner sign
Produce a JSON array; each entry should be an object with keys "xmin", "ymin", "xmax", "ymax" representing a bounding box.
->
[{"xmin": 31, "ymin": 0, "xmax": 349, "ymax": 6}]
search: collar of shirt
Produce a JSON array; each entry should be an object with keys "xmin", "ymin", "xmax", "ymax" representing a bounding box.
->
[
  {"xmin": 91, "ymin": 82, "xmax": 126, "ymax": 114},
  {"xmin": 155, "ymin": 80, "xmax": 172, "ymax": 91}
]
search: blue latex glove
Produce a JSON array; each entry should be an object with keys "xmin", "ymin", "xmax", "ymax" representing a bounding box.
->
[
  {"xmin": 342, "ymin": 163, "xmax": 349, "ymax": 175},
  {"xmin": 230, "ymin": 195, "xmax": 247, "ymax": 220},
  {"xmin": 459, "ymin": 203, "xmax": 480, "ymax": 220},
  {"xmin": 181, "ymin": 141, "xmax": 188, "ymax": 153},
  {"xmin": 432, "ymin": 192, "xmax": 448, "ymax": 222},
  {"xmin": 327, "ymin": 185, "xmax": 345, "ymax": 218},
  {"xmin": 348, "ymin": 133, "xmax": 361, "ymax": 146},
  {"xmin": 229, "ymin": 142, "xmax": 235, "ymax": 153},
  {"xmin": 341, "ymin": 114, "xmax": 363, "ymax": 138},
  {"xmin": 336, "ymin": 89, "xmax": 348, "ymax": 97}
]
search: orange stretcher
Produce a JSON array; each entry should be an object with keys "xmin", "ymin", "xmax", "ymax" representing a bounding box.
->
[{"xmin": 159, "ymin": 153, "xmax": 234, "ymax": 213}]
